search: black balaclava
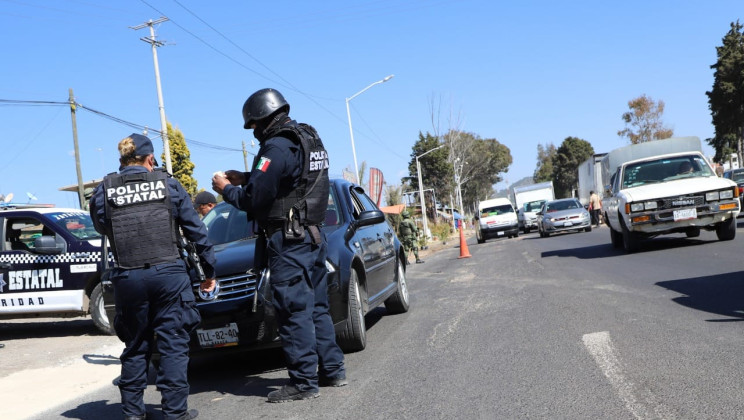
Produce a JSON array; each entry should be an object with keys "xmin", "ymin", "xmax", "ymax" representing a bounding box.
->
[{"xmin": 253, "ymin": 111, "xmax": 289, "ymax": 143}]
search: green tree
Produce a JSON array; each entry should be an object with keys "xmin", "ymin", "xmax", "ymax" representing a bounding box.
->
[
  {"xmin": 533, "ymin": 143, "xmax": 556, "ymax": 183},
  {"xmin": 706, "ymin": 20, "xmax": 744, "ymax": 164},
  {"xmin": 459, "ymin": 136, "xmax": 512, "ymax": 208},
  {"xmin": 552, "ymin": 137, "xmax": 594, "ymax": 198},
  {"xmin": 407, "ymin": 132, "xmax": 452, "ymax": 199},
  {"xmin": 161, "ymin": 122, "xmax": 198, "ymax": 196},
  {"xmin": 617, "ymin": 94, "xmax": 674, "ymax": 144}
]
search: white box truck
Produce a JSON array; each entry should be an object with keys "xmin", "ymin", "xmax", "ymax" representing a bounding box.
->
[
  {"xmin": 512, "ymin": 182, "xmax": 555, "ymax": 233},
  {"xmin": 600, "ymin": 136, "xmax": 740, "ymax": 252},
  {"xmin": 577, "ymin": 154, "xmax": 608, "ymax": 207}
]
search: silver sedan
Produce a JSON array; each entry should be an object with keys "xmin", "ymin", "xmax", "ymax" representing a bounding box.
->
[{"xmin": 537, "ymin": 198, "xmax": 592, "ymax": 237}]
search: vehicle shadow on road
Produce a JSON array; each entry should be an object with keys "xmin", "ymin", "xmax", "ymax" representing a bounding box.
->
[
  {"xmin": 657, "ymin": 271, "xmax": 744, "ymax": 322},
  {"xmin": 540, "ymin": 236, "xmax": 712, "ymax": 259},
  {"xmin": 0, "ymin": 318, "xmax": 106, "ymax": 340}
]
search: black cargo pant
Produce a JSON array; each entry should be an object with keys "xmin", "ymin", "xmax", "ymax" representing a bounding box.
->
[
  {"xmin": 111, "ymin": 261, "xmax": 200, "ymax": 420},
  {"xmin": 266, "ymin": 229, "xmax": 345, "ymax": 392}
]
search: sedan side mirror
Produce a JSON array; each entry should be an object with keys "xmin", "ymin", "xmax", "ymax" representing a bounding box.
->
[{"xmin": 357, "ymin": 210, "xmax": 385, "ymax": 227}]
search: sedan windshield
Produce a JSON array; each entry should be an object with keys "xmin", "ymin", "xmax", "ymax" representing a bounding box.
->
[
  {"xmin": 545, "ymin": 200, "xmax": 581, "ymax": 212},
  {"xmin": 202, "ymin": 203, "xmax": 255, "ymax": 245}
]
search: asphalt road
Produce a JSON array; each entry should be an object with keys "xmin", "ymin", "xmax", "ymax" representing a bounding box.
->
[{"xmin": 7, "ymin": 222, "xmax": 744, "ymax": 419}]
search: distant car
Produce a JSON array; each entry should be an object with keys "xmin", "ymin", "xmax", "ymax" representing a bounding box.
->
[
  {"xmin": 475, "ymin": 197, "xmax": 519, "ymax": 243},
  {"xmin": 536, "ymin": 198, "xmax": 592, "ymax": 237},
  {"xmin": 105, "ymin": 179, "xmax": 409, "ymax": 354},
  {"xmin": 722, "ymin": 168, "xmax": 744, "ymax": 216}
]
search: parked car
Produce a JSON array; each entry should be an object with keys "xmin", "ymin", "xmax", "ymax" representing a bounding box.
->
[
  {"xmin": 722, "ymin": 168, "xmax": 744, "ymax": 216},
  {"xmin": 104, "ymin": 179, "xmax": 409, "ymax": 354},
  {"xmin": 536, "ymin": 198, "xmax": 592, "ymax": 237}
]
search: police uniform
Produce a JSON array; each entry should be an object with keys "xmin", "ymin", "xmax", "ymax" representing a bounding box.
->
[
  {"xmin": 89, "ymin": 135, "xmax": 215, "ymax": 420},
  {"xmin": 221, "ymin": 113, "xmax": 345, "ymax": 401}
]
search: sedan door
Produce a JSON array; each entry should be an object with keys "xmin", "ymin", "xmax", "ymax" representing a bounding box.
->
[{"xmin": 348, "ymin": 187, "xmax": 394, "ymax": 300}]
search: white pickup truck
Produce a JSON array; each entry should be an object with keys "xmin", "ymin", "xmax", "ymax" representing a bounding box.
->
[{"xmin": 602, "ymin": 137, "xmax": 740, "ymax": 253}]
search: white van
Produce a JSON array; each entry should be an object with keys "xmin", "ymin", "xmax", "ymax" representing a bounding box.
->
[{"xmin": 475, "ymin": 198, "xmax": 519, "ymax": 243}]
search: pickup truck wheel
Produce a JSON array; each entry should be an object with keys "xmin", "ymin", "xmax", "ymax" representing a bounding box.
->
[
  {"xmin": 620, "ymin": 216, "xmax": 639, "ymax": 253},
  {"xmin": 477, "ymin": 231, "xmax": 485, "ymax": 244},
  {"xmin": 610, "ymin": 225, "xmax": 623, "ymax": 248},
  {"xmin": 337, "ymin": 270, "xmax": 366, "ymax": 352},
  {"xmin": 716, "ymin": 217, "xmax": 736, "ymax": 241},
  {"xmin": 90, "ymin": 283, "xmax": 115, "ymax": 335},
  {"xmin": 384, "ymin": 258, "xmax": 410, "ymax": 314},
  {"xmin": 585, "ymin": 226, "xmax": 592, "ymax": 232}
]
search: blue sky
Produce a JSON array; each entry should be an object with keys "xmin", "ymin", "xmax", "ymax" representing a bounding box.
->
[{"xmin": 1, "ymin": 0, "xmax": 742, "ymax": 208}]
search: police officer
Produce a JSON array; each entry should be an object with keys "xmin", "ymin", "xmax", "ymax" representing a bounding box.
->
[
  {"xmin": 212, "ymin": 88, "xmax": 346, "ymax": 403},
  {"xmin": 89, "ymin": 133, "xmax": 216, "ymax": 420},
  {"xmin": 399, "ymin": 210, "xmax": 424, "ymax": 264}
]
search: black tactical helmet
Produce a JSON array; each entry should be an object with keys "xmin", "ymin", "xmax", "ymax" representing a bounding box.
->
[{"xmin": 242, "ymin": 88, "xmax": 290, "ymax": 129}]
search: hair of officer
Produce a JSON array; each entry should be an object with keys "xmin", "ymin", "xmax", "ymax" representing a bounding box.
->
[{"xmin": 118, "ymin": 136, "xmax": 148, "ymax": 166}]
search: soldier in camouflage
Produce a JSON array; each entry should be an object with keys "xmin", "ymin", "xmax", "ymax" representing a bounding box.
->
[{"xmin": 399, "ymin": 210, "xmax": 424, "ymax": 264}]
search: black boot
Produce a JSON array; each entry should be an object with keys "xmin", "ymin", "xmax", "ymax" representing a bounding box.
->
[
  {"xmin": 267, "ymin": 385, "xmax": 319, "ymax": 403},
  {"xmin": 416, "ymin": 259, "xmax": 425, "ymax": 264}
]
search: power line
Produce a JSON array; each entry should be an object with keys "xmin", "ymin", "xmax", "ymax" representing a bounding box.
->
[{"xmin": 0, "ymin": 98, "xmax": 243, "ymax": 153}]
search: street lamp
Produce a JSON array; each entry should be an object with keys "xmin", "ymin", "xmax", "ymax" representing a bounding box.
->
[
  {"xmin": 416, "ymin": 144, "xmax": 446, "ymax": 240},
  {"xmin": 345, "ymin": 74, "xmax": 394, "ymax": 184}
]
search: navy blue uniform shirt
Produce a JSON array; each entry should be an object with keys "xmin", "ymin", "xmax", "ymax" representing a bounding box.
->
[
  {"xmin": 89, "ymin": 165, "xmax": 216, "ymax": 278},
  {"xmin": 222, "ymin": 121, "xmax": 303, "ymax": 226}
]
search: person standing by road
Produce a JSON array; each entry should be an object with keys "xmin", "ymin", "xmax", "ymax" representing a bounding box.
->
[
  {"xmin": 89, "ymin": 133, "xmax": 216, "ymax": 420},
  {"xmin": 589, "ymin": 190, "xmax": 602, "ymax": 227},
  {"xmin": 193, "ymin": 191, "xmax": 217, "ymax": 218},
  {"xmin": 212, "ymin": 88, "xmax": 346, "ymax": 403},
  {"xmin": 399, "ymin": 210, "xmax": 424, "ymax": 264}
]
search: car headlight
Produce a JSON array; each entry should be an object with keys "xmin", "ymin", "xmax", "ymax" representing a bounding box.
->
[
  {"xmin": 630, "ymin": 201, "xmax": 657, "ymax": 212},
  {"xmin": 720, "ymin": 190, "xmax": 734, "ymax": 200},
  {"xmin": 706, "ymin": 191, "xmax": 720, "ymax": 201}
]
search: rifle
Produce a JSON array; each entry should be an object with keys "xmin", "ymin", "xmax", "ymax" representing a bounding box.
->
[{"xmin": 178, "ymin": 233, "xmax": 206, "ymax": 283}]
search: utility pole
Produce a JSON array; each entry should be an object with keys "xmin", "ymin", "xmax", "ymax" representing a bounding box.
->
[
  {"xmin": 242, "ymin": 141, "xmax": 250, "ymax": 171},
  {"xmin": 68, "ymin": 88, "xmax": 86, "ymax": 209},
  {"xmin": 131, "ymin": 17, "xmax": 173, "ymax": 174}
]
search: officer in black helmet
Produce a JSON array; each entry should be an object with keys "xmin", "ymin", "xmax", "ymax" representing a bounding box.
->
[
  {"xmin": 89, "ymin": 133, "xmax": 216, "ymax": 420},
  {"xmin": 212, "ymin": 88, "xmax": 346, "ymax": 403}
]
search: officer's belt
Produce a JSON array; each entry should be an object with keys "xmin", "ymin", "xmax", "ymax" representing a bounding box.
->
[{"xmin": 261, "ymin": 221, "xmax": 322, "ymax": 244}]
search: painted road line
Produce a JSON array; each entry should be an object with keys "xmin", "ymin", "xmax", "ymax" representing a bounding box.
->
[{"xmin": 582, "ymin": 331, "xmax": 672, "ymax": 420}]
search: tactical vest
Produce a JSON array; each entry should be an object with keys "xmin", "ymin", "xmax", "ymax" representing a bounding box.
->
[
  {"xmin": 103, "ymin": 169, "xmax": 180, "ymax": 269},
  {"xmin": 265, "ymin": 123, "xmax": 330, "ymax": 225},
  {"xmin": 399, "ymin": 219, "xmax": 413, "ymax": 237}
]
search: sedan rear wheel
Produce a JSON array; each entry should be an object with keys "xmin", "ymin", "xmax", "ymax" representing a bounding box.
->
[
  {"xmin": 337, "ymin": 270, "xmax": 366, "ymax": 353},
  {"xmin": 384, "ymin": 258, "xmax": 410, "ymax": 314}
]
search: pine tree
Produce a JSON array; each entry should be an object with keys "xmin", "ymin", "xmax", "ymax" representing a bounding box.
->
[
  {"xmin": 706, "ymin": 20, "xmax": 744, "ymax": 164},
  {"xmin": 161, "ymin": 122, "xmax": 198, "ymax": 196}
]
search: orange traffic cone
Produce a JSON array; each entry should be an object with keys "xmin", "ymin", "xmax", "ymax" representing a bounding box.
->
[{"xmin": 458, "ymin": 224, "xmax": 471, "ymax": 259}]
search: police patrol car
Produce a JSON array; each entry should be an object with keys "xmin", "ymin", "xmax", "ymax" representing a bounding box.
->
[{"xmin": 0, "ymin": 204, "xmax": 114, "ymax": 334}]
